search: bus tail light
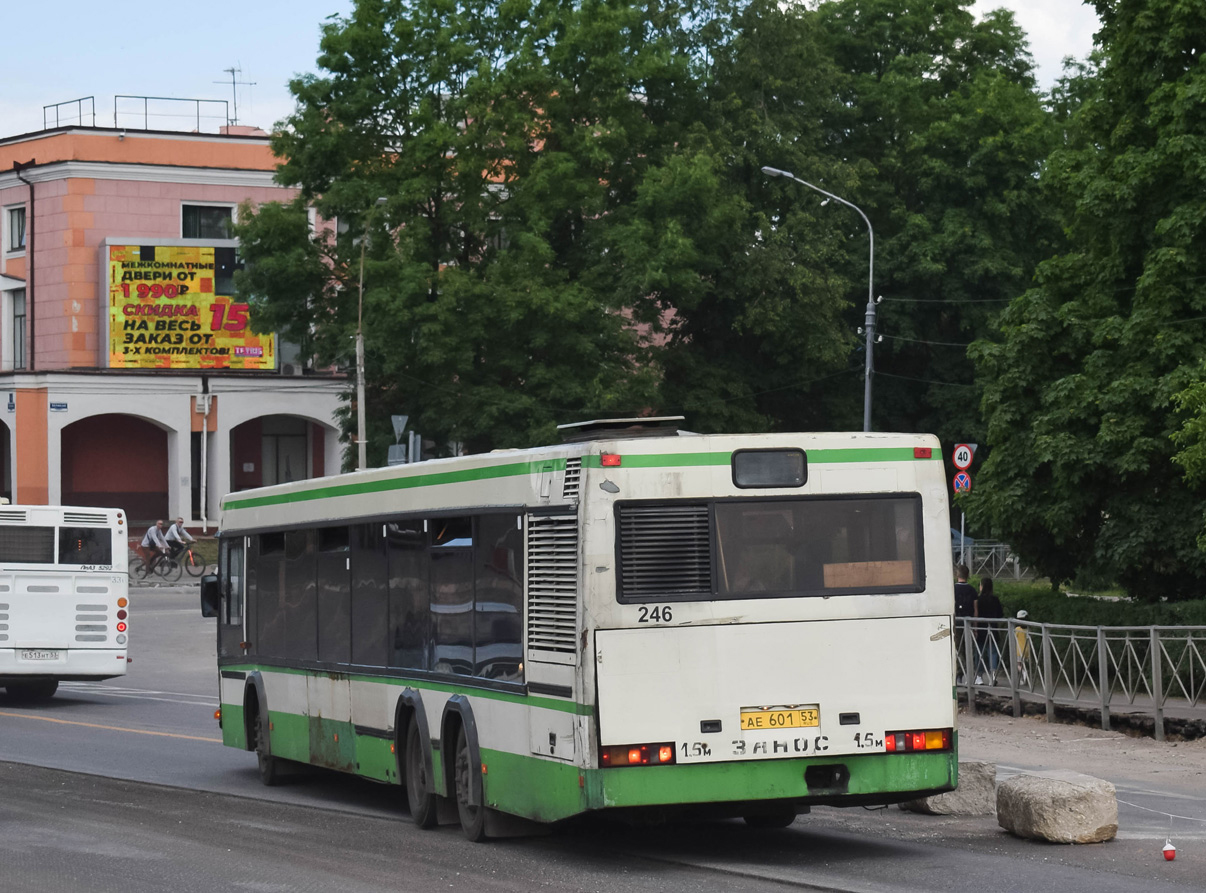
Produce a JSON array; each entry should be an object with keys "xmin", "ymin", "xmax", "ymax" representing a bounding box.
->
[
  {"xmin": 116, "ymin": 621, "xmax": 127, "ymax": 633},
  {"xmin": 600, "ymin": 453, "xmax": 622, "ymax": 467},
  {"xmin": 600, "ymin": 743, "xmax": 676, "ymax": 767},
  {"xmin": 884, "ymin": 728, "xmax": 951, "ymax": 753}
]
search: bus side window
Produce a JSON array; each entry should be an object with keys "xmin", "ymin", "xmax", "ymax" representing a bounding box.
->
[{"xmin": 222, "ymin": 538, "xmax": 245, "ymax": 626}]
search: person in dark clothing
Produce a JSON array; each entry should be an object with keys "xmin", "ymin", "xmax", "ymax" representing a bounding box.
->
[
  {"xmin": 953, "ymin": 564, "xmax": 976, "ymax": 683},
  {"xmin": 974, "ymin": 577, "xmax": 1004, "ymax": 684},
  {"xmin": 954, "ymin": 564, "xmax": 977, "ymax": 618}
]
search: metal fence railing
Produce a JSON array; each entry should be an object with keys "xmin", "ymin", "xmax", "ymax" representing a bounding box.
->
[
  {"xmin": 956, "ymin": 618, "xmax": 1206, "ymax": 741},
  {"xmin": 951, "ymin": 541, "xmax": 1035, "ymax": 580}
]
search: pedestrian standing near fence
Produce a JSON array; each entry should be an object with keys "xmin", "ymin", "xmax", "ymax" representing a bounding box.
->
[
  {"xmin": 954, "ymin": 564, "xmax": 976, "ymax": 683},
  {"xmin": 974, "ymin": 577, "xmax": 1003, "ymax": 684},
  {"xmin": 1014, "ymin": 610, "xmax": 1031, "ymax": 685}
]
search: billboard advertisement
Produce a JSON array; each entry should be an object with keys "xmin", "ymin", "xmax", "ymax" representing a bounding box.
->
[{"xmin": 107, "ymin": 244, "xmax": 275, "ymax": 370}]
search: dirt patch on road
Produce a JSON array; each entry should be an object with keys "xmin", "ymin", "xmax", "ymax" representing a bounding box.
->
[{"xmin": 958, "ymin": 708, "xmax": 1206, "ymax": 788}]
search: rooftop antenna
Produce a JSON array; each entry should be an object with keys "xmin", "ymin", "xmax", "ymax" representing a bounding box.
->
[{"xmin": 214, "ymin": 66, "xmax": 255, "ymax": 127}]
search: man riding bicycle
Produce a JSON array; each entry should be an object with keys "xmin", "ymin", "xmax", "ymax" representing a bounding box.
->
[
  {"xmin": 139, "ymin": 520, "xmax": 171, "ymax": 576},
  {"xmin": 165, "ymin": 517, "xmax": 195, "ymax": 560}
]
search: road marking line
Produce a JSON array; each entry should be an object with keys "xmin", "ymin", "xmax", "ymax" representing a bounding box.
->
[{"xmin": 0, "ymin": 710, "xmax": 221, "ymax": 742}]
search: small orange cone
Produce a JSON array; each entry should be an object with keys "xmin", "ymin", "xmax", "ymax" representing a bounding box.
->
[{"xmin": 1163, "ymin": 841, "xmax": 1176, "ymax": 862}]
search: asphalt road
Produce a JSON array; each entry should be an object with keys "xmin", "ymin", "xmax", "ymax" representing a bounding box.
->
[{"xmin": 0, "ymin": 587, "xmax": 1201, "ymax": 892}]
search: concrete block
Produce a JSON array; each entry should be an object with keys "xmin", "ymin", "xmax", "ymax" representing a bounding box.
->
[
  {"xmin": 900, "ymin": 760, "xmax": 996, "ymax": 816},
  {"xmin": 996, "ymin": 770, "xmax": 1117, "ymax": 843}
]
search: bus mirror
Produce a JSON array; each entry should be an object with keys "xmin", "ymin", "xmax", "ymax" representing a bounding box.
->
[{"xmin": 200, "ymin": 574, "xmax": 220, "ymax": 618}]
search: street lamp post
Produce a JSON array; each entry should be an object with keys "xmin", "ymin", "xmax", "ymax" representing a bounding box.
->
[
  {"xmin": 356, "ymin": 197, "xmax": 388, "ymax": 471},
  {"xmin": 761, "ymin": 166, "xmax": 877, "ymax": 432}
]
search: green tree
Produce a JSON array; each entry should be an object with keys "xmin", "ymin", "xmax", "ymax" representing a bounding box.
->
[
  {"xmin": 237, "ymin": 0, "xmax": 680, "ymax": 461},
  {"xmin": 807, "ymin": 0, "xmax": 1056, "ymax": 442},
  {"xmin": 238, "ymin": 0, "xmax": 869, "ymax": 456},
  {"xmin": 970, "ymin": 0, "xmax": 1206, "ymax": 600},
  {"xmin": 607, "ymin": 0, "xmax": 862, "ymax": 433}
]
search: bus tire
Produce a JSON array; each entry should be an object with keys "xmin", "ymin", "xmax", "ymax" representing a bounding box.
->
[
  {"xmin": 6, "ymin": 679, "xmax": 58, "ymax": 700},
  {"xmin": 405, "ymin": 716, "xmax": 439, "ymax": 829},
  {"xmin": 253, "ymin": 705, "xmax": 284, "ymax": 786},
  {"xmin": 743, "ymin": 810, "xmax": 797, "ymax": 829},
  {"xmin": 453, "ymin": 724, "xmax": 488, "ymax": 842}
]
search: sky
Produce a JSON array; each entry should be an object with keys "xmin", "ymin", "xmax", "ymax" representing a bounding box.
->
[{"xmin": 2, "ymin": 0, "xmax": 1100, "ymax": 139}]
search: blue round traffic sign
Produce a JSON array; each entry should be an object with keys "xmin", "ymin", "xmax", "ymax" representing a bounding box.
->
[{"xmin": 953, "ymin": 471, "xmax": 972, "ymax": 492}]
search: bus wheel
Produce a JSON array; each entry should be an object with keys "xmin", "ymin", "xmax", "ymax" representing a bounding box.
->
[
  {"xmin": 453, "ymin": 724, "xmax": 488, "ymax": 842},
  {"xmin": 254, "ymin": 709, "xmax": 284, "ymax": 787},
  {"xmin": 743, "ymin": 810, "xmax": 797, "ymax": 829},
  {"xmin": 6, "ymin": 680, "xmax": 58, "ymax": 700},
  {"xmin": 405, "ymin": 716, "xmax": 438, "ymax": 829}
]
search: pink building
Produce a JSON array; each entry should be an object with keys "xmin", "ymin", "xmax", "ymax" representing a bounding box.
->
[{"xmin": 0, "ymin": 118, "xmax": 342, "ymax": 526}]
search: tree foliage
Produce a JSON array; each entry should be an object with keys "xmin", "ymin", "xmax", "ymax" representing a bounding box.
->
[
  {"xmin": 968, "ymin": 0, "xmax": 1206, "ymax": 600},
  {"xmin": 808, "ymin": 0, "xmax": 1056, "ymax": 442},
  {"xmin": 236, "ymin": 0, "xmax": 1053, "ymax": 467}
]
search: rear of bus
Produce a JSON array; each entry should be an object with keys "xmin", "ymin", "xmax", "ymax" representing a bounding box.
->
[
  {"xmin": 581, "ymin": 434, "xmax": 956, "ymax": 820},
  {"xmin": 0, "ymin": 506, "xmax": 129, "ymax": 699}
]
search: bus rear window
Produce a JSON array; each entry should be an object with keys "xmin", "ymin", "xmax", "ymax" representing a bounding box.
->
[
  {"xmin": 732, "ymin": 449, "xmax": 806, "ymax": 488},
  {"xmin": 58, "ymin": 527, "xmax": 113, "ymax": 565},
  {"xmin": 617, "ymin": 495, "xmax": 923, "ymax": 601},
  {"xmin": 716, "ymin": 497, "xmax": 921, "ymax": 596},
  {"xmin": 0, "ymin": 526, "xmax": 55, "ymax": 563}
]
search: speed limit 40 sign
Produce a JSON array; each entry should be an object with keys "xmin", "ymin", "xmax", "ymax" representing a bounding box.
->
[{"xmin": 952, "ymin": 443, "xmax": 975, "ymax": 470}]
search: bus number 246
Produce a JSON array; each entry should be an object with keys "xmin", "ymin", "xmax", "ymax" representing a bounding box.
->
[{"xmin": 637, "ymin": 605, "xmax": 672, "ymax": 623}]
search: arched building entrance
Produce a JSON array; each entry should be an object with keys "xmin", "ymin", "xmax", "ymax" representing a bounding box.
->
[
  {"xmin": 61, "ymin": 415, "xmax": 168, "ymax": 522},
  {"xmin": 230, "ymin": 414, "xmax": 329, "ymax": 491}
]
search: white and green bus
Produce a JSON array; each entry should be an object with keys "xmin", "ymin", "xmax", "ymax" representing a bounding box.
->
[{"xmin": 202, "ymin": 419, "xmax": 957, "ymax": 839}]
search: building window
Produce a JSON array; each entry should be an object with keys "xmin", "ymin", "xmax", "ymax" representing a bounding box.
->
[
  {"xmin": 6, "ymin": 207, "xmax": 25, "ymax": 252},
  {"xmin": 182, "ymin": 204, "xmax": 233, "ymax": 239},
  {"xmin": 12, "ymin": 288, "xmax": 26, "ymax": 370}
]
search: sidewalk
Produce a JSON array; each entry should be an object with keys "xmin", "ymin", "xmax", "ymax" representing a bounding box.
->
[{"xmin": 964, "ymin": 678, "xmax": 1206, "ymax": 740}]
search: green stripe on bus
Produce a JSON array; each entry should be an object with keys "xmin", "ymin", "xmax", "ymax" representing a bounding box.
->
[
  {"xmin": 222, "ymin": 459, "xmax": 565, "ymax": 511},
  {"xmin": 581, "ymin": 447, "xmax": 930, "ymax": 469},
  {"xmin": 594, "ymin": 749, "xmax": 957, "ymax": 810},
  {"xmin": 219, "ymin": 663, "xmax": 591, "ymax": 716},
  {"xmin": 224, "ymin": 446, "xmax": 934, "ymax": 512}
]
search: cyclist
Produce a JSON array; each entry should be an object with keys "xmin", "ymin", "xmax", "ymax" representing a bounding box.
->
[
  {"xmin": 140, "ymin": 520, "xmax": 171, "ymax": 576},
  {"xmin": 166, "ymin": 516, "xmax": 195, "ymax": 561}
]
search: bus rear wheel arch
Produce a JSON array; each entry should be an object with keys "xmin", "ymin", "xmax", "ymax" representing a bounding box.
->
[
  {"xmin": 441, "ymin": 697, "xmax": 493, "ymax": 842},
  {"xmin": 396, "ymin": 691, "xmax": 439, "ymax": 829},
  {"xmin": 244, "ymin": 677, "xmax": 288, "ymax": 786}
]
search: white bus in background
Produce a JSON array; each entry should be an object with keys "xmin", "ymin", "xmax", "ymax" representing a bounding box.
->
[
  {"xmin": 203, "ymin": 419, "xmax": 956, "ymax": 840},
  {"xmin": 0, "ymin": 505, "xmax": 130, "ymax": 700}
]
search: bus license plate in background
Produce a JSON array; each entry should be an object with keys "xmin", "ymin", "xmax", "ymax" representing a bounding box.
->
[
  {"xmin": 740, "ymin": 706, "xmax": 819, "ymax": 730},
  {"xmin": 20, "ymin": 650, "xmax": 61, "ymax": 661}
]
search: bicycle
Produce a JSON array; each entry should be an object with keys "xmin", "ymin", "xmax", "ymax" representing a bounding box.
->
[
  {"xmin": 135, "ymin": 549, "xmax": 182, "ymax": 582},
  {"xmin": 181, "ymin": 545, "xmax": 206, "ymax": 578}
]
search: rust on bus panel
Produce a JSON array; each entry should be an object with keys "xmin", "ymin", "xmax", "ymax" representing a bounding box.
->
[
  {"xmin": 310, "ymin": 714, "xmax": 356, "ymax": 772},
  {"xmin": 309, "ymin": 671, "xmax": 356, "ymax": 772}
]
